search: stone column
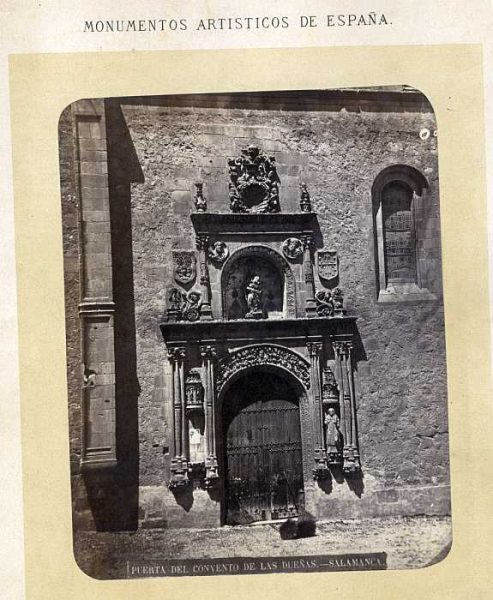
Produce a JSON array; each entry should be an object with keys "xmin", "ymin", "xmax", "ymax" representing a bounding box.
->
[
  {"xmin": 333, "ymin": 340, "xmax": 361, "ymax": 474},
  {"xmin": 302, "ymin": 234, "xmax": 317, "ymax": 317},
  {"xmin": 196, "ymin": 234, "xmax": 213, "ymax": 320},
  {"xmin": 167, "ymin": 347, "xmax": 189, "ymax": 489},
  {"xmin": 307, "ymin": 341, "xmax": 328, "ymax": 478},
  {"xmin": 200, "ymin": 345, "xmax": 219, "ymax": 485},
  {"xmin": 74, "ymin": 99, "xmax": 117, "ymax": 470}
]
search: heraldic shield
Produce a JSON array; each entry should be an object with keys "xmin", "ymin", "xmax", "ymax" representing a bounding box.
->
[
  {"xmin": 173, "ymin": 251, "xmax": 196, "ymax": 285},
  {"xmin": 317, "ymin": 250, "xmax": 339, "ymax": 283}
]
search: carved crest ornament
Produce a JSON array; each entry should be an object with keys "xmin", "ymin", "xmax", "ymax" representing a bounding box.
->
[
  {"xmin": 317, "ymin": 250, "xmax": 338, "ymax": 283},
  {"xmin": 228, "ymin": 145, "xmax": 281, "ymax": 213},
  {"xmin": 173, "ymin": 251, "xmax": 196, "ymax": 285},
  {"xmin": 216, "ymin": 345, "xmax": 311, "ymax": 394}
]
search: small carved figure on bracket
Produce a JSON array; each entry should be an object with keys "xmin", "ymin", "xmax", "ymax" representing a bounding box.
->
[
  {"xmin": 282, "ymin": 237, "xmax": 303, "ymax": 261},
  {"xmin": 299, "ymin": 182, "xmax": 312, "ymax": 213},
  {"xmin": 325, "ymin": 407, "xmax": 342, "ymax": 465},
  {"xmin": 194, "ymin": 182, "xmax": 207, "ymax": 213},
  {"xmin": 245, "ymin": 275, "xmax": 264, "ymax": 319},
  {"xmin": 332, "ymin": 288, "xmax": 345, "ymax": 316},
  {"xmin": 207, "ymin": 240, "xmax": 229, "ymax": 265}
]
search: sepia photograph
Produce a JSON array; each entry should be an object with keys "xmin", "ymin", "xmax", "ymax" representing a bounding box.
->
[{"xmin": 59, "ymin": 87, "xmax": 451, "ymax": 579}]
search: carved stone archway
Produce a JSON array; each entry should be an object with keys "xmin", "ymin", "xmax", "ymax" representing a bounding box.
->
[
  {"xmin": 220, "ymin": 245, "xmax": 297, "ymax": 319},
  {"xmin": 215, "ymin": 343, "xmax": 310, "ymax": 397}
]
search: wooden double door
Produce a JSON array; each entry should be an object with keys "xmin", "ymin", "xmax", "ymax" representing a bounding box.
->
[{"xmin": 223, "ymin": 371, "xmax": 304, "ymax": 524}]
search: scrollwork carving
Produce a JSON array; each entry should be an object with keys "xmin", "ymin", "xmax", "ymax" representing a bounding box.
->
[
  {"xmin": 166, "ymin": 289, "xmax": 202, "ymax": 322},
  {"xmin": 216, "ymin": 345, "xmax": 310, "ymax": 393},
  {"xmin": 315, "ymin": 288, "xmax": 345, "ymax": 317}
]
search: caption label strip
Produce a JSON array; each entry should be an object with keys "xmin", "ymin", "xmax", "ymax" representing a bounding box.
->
[{"xmin": 126, "ymin": 553, "xmax": 387, "ymax": 578}]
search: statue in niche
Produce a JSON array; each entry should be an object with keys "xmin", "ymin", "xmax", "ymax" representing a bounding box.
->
[
  {"xmin": 245, "ymin": 275, "xmax": 263, "ymax": 319},
  {"xmin": 207, "ymin": 240, "xmax": 229, "ymax": 265},
  {"xmin": 325, "ymin": 407, "xmax": 342, "ymax": 464},
  {"xmin": 282, "ymin": 237, "xmax": 303, "ymax": 261}
]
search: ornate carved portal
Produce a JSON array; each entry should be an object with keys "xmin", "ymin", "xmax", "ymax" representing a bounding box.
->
[{"xmin": 161, "ymin": 145, "xmax": 362, "ymax": 514}]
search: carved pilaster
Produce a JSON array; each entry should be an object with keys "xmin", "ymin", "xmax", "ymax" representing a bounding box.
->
[
  {"xmin": 196, "ymin": 234, "xmax": 213, "ymax": 320},
  {"xmin": 307, "ymin": 341, "xmax": 328, "ymax": 478},
  {"xmin": 167, "ymin": 346, "xmax": 190, "ymax": 489},
  {"xmin": 200, "ymin": 345, "xmax": 219, "ymax": 485},
  {"xmin": 302, "ymin": 234, "xmax": 317, "ymax": 318},
  {"xmin": 332, "ymin": 340, "xmax": 361, "ymax": 474}
]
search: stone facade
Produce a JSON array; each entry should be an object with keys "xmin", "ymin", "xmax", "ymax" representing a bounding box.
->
[{"xmin": 61, "ymin": 89, "xmax": 449, "ymax": 532}]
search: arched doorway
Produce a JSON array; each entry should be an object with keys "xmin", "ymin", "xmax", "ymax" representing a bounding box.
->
[{"xmin": 221, "ymin": 369, "xmax": 304, "ymax": 524}]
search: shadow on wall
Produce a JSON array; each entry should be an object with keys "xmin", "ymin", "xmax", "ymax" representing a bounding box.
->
[
  {"xmin": 317, "ymin": 466, "xmax": 365, "ymax": 499},
  {"xmin": 82, "ymin": 100, "xmax": 144, "ymax": 531}
]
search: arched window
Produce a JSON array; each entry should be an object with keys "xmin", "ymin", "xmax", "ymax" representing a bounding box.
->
[
  {"xmin": 381, "ymin": 181, "xmax": 416, "ymax": 284},
  {"xmin": 372, "ymin": 165, "xmax": 438, "ymax": 303}
]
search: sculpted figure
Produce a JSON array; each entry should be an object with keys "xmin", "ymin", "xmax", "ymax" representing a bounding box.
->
[
  {"xmin": 245, "ymin": 275, "xmax": 263, "ymax": 318},
  {"xmin": 325, "ymin": 407, "xmax": 342, "ymax": 463}
]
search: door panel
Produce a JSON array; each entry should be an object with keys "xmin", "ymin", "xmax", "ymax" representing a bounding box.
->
[{"xmin": 223, "ymin": 372, "xmax": 304, "ymax": 524}]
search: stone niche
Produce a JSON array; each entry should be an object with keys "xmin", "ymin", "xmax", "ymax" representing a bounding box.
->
[{"xmin": 223, "ymin": 253, "xmax": 284, "ymax": 320}]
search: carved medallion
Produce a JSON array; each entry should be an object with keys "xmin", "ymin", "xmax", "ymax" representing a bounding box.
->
[
  {"xmin": 173, "ymin": 251, "xmax": 196, "ymax": 285},
  {"xmin": 207, "ymin": 240, "xmax": 229, "ymax": 265},
  {"xmin": 317, "ymin": 250, "xmax": 338, "ymax": 283},
  {"xmin": 282, "ymin": 237, "xmax": 303, "ymax": 260},
  {"xmin": 228, "ymin": 145, "xmax": 280, "ymax": 213}
]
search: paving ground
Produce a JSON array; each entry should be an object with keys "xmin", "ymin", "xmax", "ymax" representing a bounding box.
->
[{"xmin": 74, "ymin": 515, "xmax": 452, "ymax": 580}]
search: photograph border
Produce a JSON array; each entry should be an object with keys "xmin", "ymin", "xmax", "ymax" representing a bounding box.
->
[{"xmin": 10, "ymin": 44, "xmax": 493, "ymax": 598}]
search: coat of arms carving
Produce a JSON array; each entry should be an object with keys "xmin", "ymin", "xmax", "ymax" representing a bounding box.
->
[
  {"xmin": 173, "ymin": 251, "xmax": 196, "ymax": 285},
  {"xmin": 317, "ymin": 250, "xmax": 338, "ymax": 283},
  {"xmin": 228, "ymin": 145, "xmax": 280, "ymax": 213}
]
